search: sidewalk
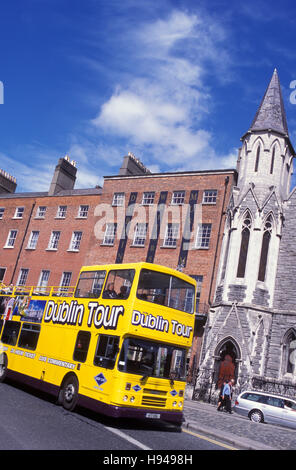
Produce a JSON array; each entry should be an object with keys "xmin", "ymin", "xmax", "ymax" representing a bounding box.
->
[{"xmin": 183, "ymin": 397, "xmax": 296, "ymax": 450}]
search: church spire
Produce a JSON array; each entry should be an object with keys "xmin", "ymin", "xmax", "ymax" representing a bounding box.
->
[{"xmin": 249, "ymin": 69, "xmax": 289, "ymax": 136}]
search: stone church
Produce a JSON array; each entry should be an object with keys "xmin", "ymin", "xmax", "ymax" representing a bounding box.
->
[{"xmin": 193, "ymin": 69, "xmax": 296, "ymax": 402}]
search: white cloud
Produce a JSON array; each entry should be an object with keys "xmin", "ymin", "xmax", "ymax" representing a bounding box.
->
[{"xmin": 91, "ymin": 9, "xmax": 234, "ymax": 173}]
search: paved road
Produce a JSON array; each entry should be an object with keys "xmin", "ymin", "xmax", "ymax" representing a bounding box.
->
[
  {"xmin": 183, "ymin": 397, "xmax": 296, "ymax": 450},
  {"xmin": 0, "ymin": 380, "xmax": 231, "ymax": 452}
]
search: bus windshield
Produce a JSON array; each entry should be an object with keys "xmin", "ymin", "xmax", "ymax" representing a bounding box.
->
[
  {"xmin": 136, "ymin": 268, "xmax": 195, "ymax": 313},
  {"xmin": 118, "ymin": 337, "xmax": 187, "ymax": 381}
]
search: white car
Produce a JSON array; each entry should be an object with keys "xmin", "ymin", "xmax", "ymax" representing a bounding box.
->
[{"xmin": 234, "ymin": 390, "xmax": 296, "ymax": 429}]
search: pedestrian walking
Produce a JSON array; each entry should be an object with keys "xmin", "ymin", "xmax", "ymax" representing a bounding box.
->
[
  {"xmin": 222, "ymin": 380, "xmax": 233, "ymax": 414},
  {"xmin": 217, "ymin": 380, "xmax": 226, "ymax": 411}
]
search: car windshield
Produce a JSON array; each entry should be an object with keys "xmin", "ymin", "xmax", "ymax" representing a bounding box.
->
[{"xmin": 118, "ymin": 337, "xmax": 187, "ymax": 381}]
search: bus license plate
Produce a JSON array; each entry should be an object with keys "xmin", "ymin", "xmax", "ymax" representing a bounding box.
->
[{"xmin": 145, "ymin": 413, "xmax": 161, "ymax": 419}]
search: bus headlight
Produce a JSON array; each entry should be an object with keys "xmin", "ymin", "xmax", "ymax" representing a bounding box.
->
[
  {"xmin": 123, "ymin": 395, "xmax": 128, "ymax": 402},
  {"xmin": 178, "ymin": 401, "xmax": 183, "ymax": 408},
  {"xmin": 130, "ymin": 396, "xmax": 135, "ymax": 403},
  {"xmin": 173, "ymin": 401, "xmax": 177, "ymax": 407}
]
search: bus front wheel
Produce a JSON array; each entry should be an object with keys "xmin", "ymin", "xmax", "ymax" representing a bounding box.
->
[
  {"xmin": 0, "ymin": 354, "xmax": 7, "ymax": 383},
  {"xmin": 60, "ymin": 375, "xmax": 79, "ymax": 411}
]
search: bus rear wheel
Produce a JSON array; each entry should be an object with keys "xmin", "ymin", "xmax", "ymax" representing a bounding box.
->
[
  {"xmin": 0, "ymin": 354, "xmax": 7, "ymax": 383},
  {"xmin": 60, "ymin": 375, "xmax": 79, "ymax": 411}
]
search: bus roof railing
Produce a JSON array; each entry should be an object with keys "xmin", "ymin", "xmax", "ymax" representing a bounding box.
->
[{"xmin": 0, "ymin": 285, "xmax": 76, "ymax": 297}]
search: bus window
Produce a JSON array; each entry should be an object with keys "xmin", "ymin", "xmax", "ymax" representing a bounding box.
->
[
  {"xmin": 73, "ymin": 331, "xmax": 91, "ymax": 363},
  {"xmin": 118, "ymin": 337, "xmax": 187, "ymax": 381},
  {"xmin": 102, "ymin": 270, "xmax": 135, "ymax": 299},
  {"xmin": 18, "ymin": 323, "xmax": 41, "ymax": 351},
  {"xmin": 94, "ymin": 335, "xmax": 120, "ymax": 369},
  {"xmin": 75, "ymin": 270, "xmax": 106, "ymax": 298},
  {"xmin": 137, "ymin": 269, "xmax": 195, "ymax": 313},
  {"xmin": 1, "ymin": 320, "xmax": 21, "ymax": 346}
]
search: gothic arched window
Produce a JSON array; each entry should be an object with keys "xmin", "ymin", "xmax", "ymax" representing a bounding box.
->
[
  {"xmin": 254, "ymin": 146, "xmax": 260, "ymax": 172},
  {"xmin": 237, "ymin": 212, "xmax": 252, "ymax": 278},
  {"xmin": 258, "ymin": 215, "xmax": 272, "ymax": 282},
  {"xmin": 283, "ymin": 330, "xmax": 296, "ymax": 375},
  {"xmin": 270, "ymin": 147, "xmax": 275, "ymax": 174}
]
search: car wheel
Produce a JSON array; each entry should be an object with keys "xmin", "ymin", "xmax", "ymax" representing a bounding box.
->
[{"xmin": 249, "ymin": 409, "xmax": 264, "ymax": 423}]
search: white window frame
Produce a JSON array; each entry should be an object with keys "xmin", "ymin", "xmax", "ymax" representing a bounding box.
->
[
  {"xmin": 38, "ymin": 270, "xmax": 50, "ymax": 288},
  {"xmin": 77, "ymin": 205, "xmax": 89, "ymax": 218},
  {"xmin": 196, "ymin": 224, "xmax": 212, "ymax": 249},
  {"xmin": 133, "ymin": 223, "xmax": 147, "ymax": 247},
  {"xmin": 36, "ymin": 206, "xmax": 47, "ymax": 218},
  {"xmin": 60, "ymin": 272, "xmax": 72, "ymax": 287},
  {"xmin": 56, "ymin": 205, "xmax": 67, "ymax": 218},
  {"xmin": 171, "ymin": 191, "xmax": 185, "ymax": 205},
  {"xmin": 142, "ymin": 192, "xmax": 155, "ymax": 205},
  {"xmin": 69, "ymin": 231, "xmax": 82, "ymax": 251},
  {"xmin": 203, "ymin": 190, "xmax": 218, "ymax": 204},
  {"xmin": 163, "ymin": 223, "xmax": 179, "ymax": 248},
  {"xmin": 27, "ymin": 230, "xmax": 40, "ymax": 250},
  {"xmin": 5, "ymin": 230, "xmax": 18, "ymax": 248},
  {"xmin": 102, "ymin": 223, "xmax": 117, "ymax": 245},
  {"xmin": 47, "ymin": 231, "xmax": 61, "ymax": 250},
  {"xmin": 112, "ymin": 192, "xmax": 125, "ymax": 207},
  {"xmin": 17, "ymin": 268, "xmax": 29, "ymax": 286},
  {"xmin": 14, "ymin": 207, "xmax": 24, "ymax": 219}
]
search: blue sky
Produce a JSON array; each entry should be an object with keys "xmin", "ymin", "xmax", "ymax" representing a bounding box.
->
[{"xmin": 1, "ymin": 0, "xmax": 296, "ymax": 192}]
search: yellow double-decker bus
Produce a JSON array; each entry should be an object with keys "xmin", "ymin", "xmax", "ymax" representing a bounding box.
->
[{"xmin": 0, "ymin": 262, "xmax": 196, "ymax": 426}]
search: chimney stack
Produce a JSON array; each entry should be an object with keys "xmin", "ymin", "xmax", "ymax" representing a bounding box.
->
[
  {"xmin": 48, "ymin": 155, "xmax": 77, "ymax": 196},
  {"xmin": 119, "ymin": 152, "xmax": 151, "ymax": 176},
  {"xmin": 0, "ymin": 168, "xmax": 17, "ymax": 193}
]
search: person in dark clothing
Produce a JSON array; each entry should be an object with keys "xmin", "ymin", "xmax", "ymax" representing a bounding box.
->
[{"xmin": 217, "ymin": 381, "xmax": 226, "ymax": 411}]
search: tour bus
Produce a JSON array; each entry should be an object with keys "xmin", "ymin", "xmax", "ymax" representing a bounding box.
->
[{"xmin": 0, "ymin": 262, "xmax": 196, "ymax": 426}]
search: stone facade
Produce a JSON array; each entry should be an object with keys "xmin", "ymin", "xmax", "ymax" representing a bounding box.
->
[{"xmin": 194, "ymin": 70, "xmax": 296, "ymax": 403}]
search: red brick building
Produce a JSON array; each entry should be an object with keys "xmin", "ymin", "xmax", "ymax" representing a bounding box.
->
[{"xmin": 0, "ymin": 153, "xmax": 237, "ymax": 378}]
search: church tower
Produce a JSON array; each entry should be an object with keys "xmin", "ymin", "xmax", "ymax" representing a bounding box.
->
[
  {"xmin": 193, "ymin": 70, "xmax": 296, "ymax": 402},
  {"xmin": 215, "ymin": 69, "xmax": 294, "ymax": 308}
]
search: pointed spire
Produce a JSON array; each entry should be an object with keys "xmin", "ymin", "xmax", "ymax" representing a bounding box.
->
[{"xmin": 249, "ymin": 69, "xmax": 289, "ymax": 136}]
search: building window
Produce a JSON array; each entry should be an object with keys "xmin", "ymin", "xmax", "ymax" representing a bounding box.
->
[
  {"xmin": 163, "ymin": 223, "xmax": 179, "ymax": 248},
  {"xmin": 38, "ymin": 270, "xmax": 50, "ymax": 288},
  {"xmin": 133, "ymin": 223, "xmax": 147, "ymax": 247},
  {"xmin": 258, "ymin": 215, "xmax": 272, "ymax": 282},
  {"xmin": 196, "ymin": 224, "xmax": 212, "ymax": 249},
  {"xmin": 270, "ymin": 147, "xmax": 275, "ymax": 174},
  {"xmin": 203, "ymin": 190, "xmax": 217, "ymax": 204},
  {"xmin": 60, "ymin": 272, "xmax": 72, "ymax": 288},
  {"xmin": 171, "ymin": 191, "xmax": 185, "ymax": 205},
  {"xmin": 17, "ymin": 268, "xmax": 29, "ymax": 286},
  {"xmin": 5, "ymin": 230, "xmax": 18, "ymax": 248},
  {"xmin": 237, "ymin": 212, "xmax": 252, "ymax": 278},
  {"xmin": 254, "ymin": 145, "xmax": 260, "ymax": 172},
  {"xmin": 69, "ymin": 231, "xmax": 83, "ymax": 251},
  {"xmin": 78, "ymin": 205, "xmax": 89, "ymax": 218},
  {"xmin": 112, "ymin": 192, "xmax": 125, "ymax": 207},
  {"xmin": 0, "ymin": 267, "xmax": 6, "ymax": 282},
  {"xmin": 142, "ymin": 192, "xmax": 155, "ymax": 205},
  {"xmin": 27, "ymin": 231, "xmax": 40, "ymax": 250},
  {"xmin": 284, "ymin": 330, "xmax": 296, "ymax": 375},
  {"xmin": 0, "ymin": 208, "xmax": 4, "ymax": 219},
  {"xmin": 36, "ymin": 206, "xmax": 47, "ymax": 218},
  {"xmin": 56, "ymin": 205, "xmax": 67, "ymax": 218},
  {"xmin": 14, "ymin": 207, "xmax": 24, "ymax": 219},
  {"xmin": 103, "ymin": 223, "xmax": 117, "ymax": 245},
  {"xmin": 48, "ymin": 231, "xmax": 61, "ymax": 250}
]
